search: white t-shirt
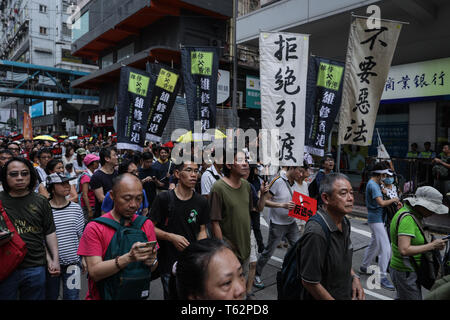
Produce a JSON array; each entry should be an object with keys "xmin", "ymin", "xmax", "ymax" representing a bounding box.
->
[
  {"xmin": 201, "ymin": 165, "xmax": 223, "ymax": 195},
  {"xmin": 268, "ymin": 171, "xmax": 296, "ymax": 226},
  {"xmin": 382, "ymin": 184, "xmax": 398, "ymax": 199}
]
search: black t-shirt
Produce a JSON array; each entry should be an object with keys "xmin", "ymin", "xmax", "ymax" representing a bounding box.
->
[
  {"xmin": 149, "ymin": 190, "xmax": 210, "ymax": 273},
  {"xmin": 139, "ymin": 167, "xmax": 158, "ymax": 207},
  {"xmin": 89, "ymin": 169, "xmax": 118, "ymax": 218}
]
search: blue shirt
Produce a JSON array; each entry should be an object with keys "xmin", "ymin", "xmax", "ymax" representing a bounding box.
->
[
  {"xmin": 365, "ymin": 179, "xmax": 384, "ymax": 223},
  {"xmin": 101, "ymin": 190, "xmax": 149, "ymax": 215}
]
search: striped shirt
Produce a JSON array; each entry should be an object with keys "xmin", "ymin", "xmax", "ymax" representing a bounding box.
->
[{"xmin": 51, "ymin": 201, "xmax": 85, "ymax": 265}]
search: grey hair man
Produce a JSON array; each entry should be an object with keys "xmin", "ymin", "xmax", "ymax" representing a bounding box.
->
[{"xmin": 299, "ymin": 173, "xmax": 365, "ymax": 300}]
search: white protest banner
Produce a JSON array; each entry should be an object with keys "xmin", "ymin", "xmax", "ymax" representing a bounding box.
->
[
  {"xmin": 338, "ymin": 17, "xmax": 402, "ymax": 146},
  {"xmin": 260, "ymin": 31, "xmax": 308, "ymax": 167}
]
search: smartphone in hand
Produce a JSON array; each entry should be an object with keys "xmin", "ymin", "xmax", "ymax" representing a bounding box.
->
[{"xmin": 140, "ymin": 241, "xmax": 157, "ymax": 250}]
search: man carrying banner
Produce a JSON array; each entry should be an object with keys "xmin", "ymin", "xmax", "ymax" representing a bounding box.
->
[
  {"xmin": 254, "ymin": 166, "xmax": 303, "ymax": 289},
  {"xmin": 299, "ymin": 173, "xmax": 365, "ymax": 300}
]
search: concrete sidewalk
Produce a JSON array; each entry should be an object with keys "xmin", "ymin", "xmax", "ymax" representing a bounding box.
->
[{"xmin": 351, "ymin": 204, "xmax": 450, "ymax": 234}]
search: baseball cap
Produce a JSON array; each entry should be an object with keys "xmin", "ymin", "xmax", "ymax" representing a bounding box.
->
[
  {"xmin": 83, "ymin": 153, "xmax": 100, "ymax": 166},
  {"xmin": 46, "ymin": 173, "xmax": 76, "ymax": 186},
  {"xmin": 76, "ymin": 148, "xmax": 87, "ymax": 155}
]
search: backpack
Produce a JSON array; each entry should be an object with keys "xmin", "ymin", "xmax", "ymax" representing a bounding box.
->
[
  {"xmin": 395, "ymin": 211, "xmax": 442, "ymax": 290},
  {"xmin": 308, "ymin": 171, "xmax": 324, "ymax": 200},
  {"xmin": 276, "ymin": 213, "xmax": 331, "ymax": 300},
  {"xmin": 94, "ymin": 215, "xmax": 152, "ymax": 300},
  {"xmin": 443, "ymin": 241, "xmax": 450, "ymax": 277},
  {"xmin": 76, "ymin": 171, "xmax": 91, "ymax": 194}
]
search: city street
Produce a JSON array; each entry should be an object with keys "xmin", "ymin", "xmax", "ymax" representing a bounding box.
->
[{"xmin": 77, "ymin": 207, "xmax": 444, "ymax": 301}]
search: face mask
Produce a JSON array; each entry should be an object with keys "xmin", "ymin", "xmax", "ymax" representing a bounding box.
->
[{"xmin": 383, "ymin": 177, "xmax": 394, "ymax": 185}]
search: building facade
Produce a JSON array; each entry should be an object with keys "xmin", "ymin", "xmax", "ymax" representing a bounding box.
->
[
  {"xmin": 236, "ymin": 0, "xmax": 450, "ymax": 167},
  {"xmin": 71, "ymin": 0, "xmax": 233, "ymax": 138},
  {"xmin": 0, "ymin": 0, "xmax": 98, "ymax": 135}
]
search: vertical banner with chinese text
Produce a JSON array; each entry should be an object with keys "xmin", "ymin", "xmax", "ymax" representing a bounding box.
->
[
  {"xmin": 260, "ymin": 32, "xmax": 308, "ymax": 167},
  {"xmin": 181, "ymin": 46, "xmax": 219, "ymax": 134},
  {"xmin": 117, "ymin": 67, "xmax": 154, "ymax": 152},
  {"xmin": 338, "ymin": 17, "xmax": 402, "ymax": 146},
  {"xmin": 145, "ymin": 64, "xmax": 181, "ymax": 142},
  {"xmin": 23, "ymin": 112, "xmax": 32, "ymax": 140},
  {"xmin": 305, "ymin": 56, "xmax": 345, "ymax": 156}
]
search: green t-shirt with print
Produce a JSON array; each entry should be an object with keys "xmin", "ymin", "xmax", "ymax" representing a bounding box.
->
[{"xmin": 389, "ymin": 204, "xmax": 425, "ymax": 272}]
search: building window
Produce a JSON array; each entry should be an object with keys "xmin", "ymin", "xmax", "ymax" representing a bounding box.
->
[
  {"xmin": 40, "ymin": 26, "xmax": 47, "ymax": 35},
  {"xmin": 101, "ymin": 52, "xmax": 113, "ymax": 68},
  {"xmin": 117, "ymin": 43, "xmax": 134, "ymax": 63},
  {"xmin": 39, "ymin": 4, "xmax": 47, "ymax": 13},
  {"xmin": 62, "ymin": 22, "xmax": 71, "ymax": 37}
]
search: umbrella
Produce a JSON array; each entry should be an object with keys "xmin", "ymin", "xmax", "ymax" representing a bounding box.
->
[
  {"xmin": 69, "ymin": 136, "xmax": 78, "ymax": 140},
  {"xmin": 59, "ymin": 135, "xmax": 68, "ymax": 139},
  {"xmin": 176, "ymin": 129, "xmax": 226, "ymax": 143},
  {"xmin": 33, "ymin": 135, "xmax": 57, "ymax": 142}
]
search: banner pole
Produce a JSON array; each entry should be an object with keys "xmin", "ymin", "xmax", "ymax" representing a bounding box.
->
[
  {"xmin": 350, "ymin": 13, "xmax": 410, "ymax": 25},
  {"xmin": 337, "ymin": 143, "xmax": 341, "ymax": 173}
]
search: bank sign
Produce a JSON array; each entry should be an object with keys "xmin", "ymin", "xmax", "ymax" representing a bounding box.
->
[
  {"xmin": 246, "ymin": 75, "xmax": 260, "ymax": 109},
  {"xmin": 381, "ymin": 56, "xmax": 450, "ymax": 100}
]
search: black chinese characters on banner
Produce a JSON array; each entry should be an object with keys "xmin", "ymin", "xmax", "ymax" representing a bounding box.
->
[
  {"xmin": 145, "ymin": 64, "xmax": 181, "ymax": 142},
  {"xmin": 117, "ymin": 67, "xmax": 154, "ymax": 152},
  {"xmin": 181, "ymin": 47, "xmax": 219, "ymax": 132},
  {"xmin": 305, "ymin": 57, "xmax": 345, "ymax": 156}
]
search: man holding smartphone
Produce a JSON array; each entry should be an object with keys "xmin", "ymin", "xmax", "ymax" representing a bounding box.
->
[
  {"xmin": 149, "ymin": 159, "xmax": 210, "ymax": 300},
  {"xmin": 78, "ymin": 173, "xmax": 158, "ymax": 300}
]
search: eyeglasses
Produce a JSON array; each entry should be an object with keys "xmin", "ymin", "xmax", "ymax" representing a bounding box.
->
[
  {"xmin": 8, "ymin": 170, "xmax": 30, "ymax": 177},
  {"xmin": 181, "ymin": 168, "xmax": 199, "ymax": 174},
  {"xmin": 0, "ymin": 156, "xmax": 12, "ymax": 161},
  {"xmin": 40, "ymin": 156, "xmax": 52, "ymax": 160}
]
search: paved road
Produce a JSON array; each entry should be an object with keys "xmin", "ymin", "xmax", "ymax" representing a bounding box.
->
[{"xmin": 77, "ymin": 208, "xmax": 444, "ymax": 301}]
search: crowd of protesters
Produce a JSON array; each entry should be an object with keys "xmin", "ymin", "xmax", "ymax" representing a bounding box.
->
[{"xmin": 0, "ymin": 135, "xmax": 449, "ymax": 301}]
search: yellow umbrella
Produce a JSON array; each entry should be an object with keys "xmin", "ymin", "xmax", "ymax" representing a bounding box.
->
[
  {"xmin": 33, "ymin": 135, "xmax": 57, "ymax": 142},
  {"xmin": 59, "ymin": 135, "xmax": 68, "ymax": 139},
  {"xmin": 176, "ymin": 129, "xmax": 226, "ymax": 143}
]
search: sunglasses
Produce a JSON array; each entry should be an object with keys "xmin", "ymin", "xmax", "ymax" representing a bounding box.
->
[{"xmin": 8, "ymin": 170, "xmax": 30, "ymax": 177}]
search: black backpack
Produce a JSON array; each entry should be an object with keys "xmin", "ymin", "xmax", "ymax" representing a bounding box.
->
[
  {"xmin": 443, "ymin": 241, "xmax": 450, "ymax": 276},
  {"xmin": 395, "ymin": 211, "xmax": 442, "ymax": 290},
  {"xmin": 276, "ymin": 213, "xmax": 331, "ymax": 300}
]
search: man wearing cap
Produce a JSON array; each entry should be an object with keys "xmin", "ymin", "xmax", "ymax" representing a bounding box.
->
[
  {"xmin": 360, "ymin": 162, "xmax": 399, "ymax": 290},
  {"xmin": 389, "ymin": 186, "xmax": 448, "ymax": 300},
  {"xmin": 79, "ymin": 154, "xmax": 100, "ymax": 222}
]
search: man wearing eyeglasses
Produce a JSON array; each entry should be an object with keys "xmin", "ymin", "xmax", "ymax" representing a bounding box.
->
[
  {"xmin": 0, "ymin": 157, "xmax": 59, "ymax": 300},
  {"xmin": 149, "ymin": 159, "xmax": 210, "ymax": 299},
  {"xmin": 7, "ymin": 142, "xmax": 21, "ymax": 158}
]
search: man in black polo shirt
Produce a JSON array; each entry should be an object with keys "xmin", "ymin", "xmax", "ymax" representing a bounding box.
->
[{"xmin": 299, "ymin": 173, "xmax": 365, "ymax": 300}]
